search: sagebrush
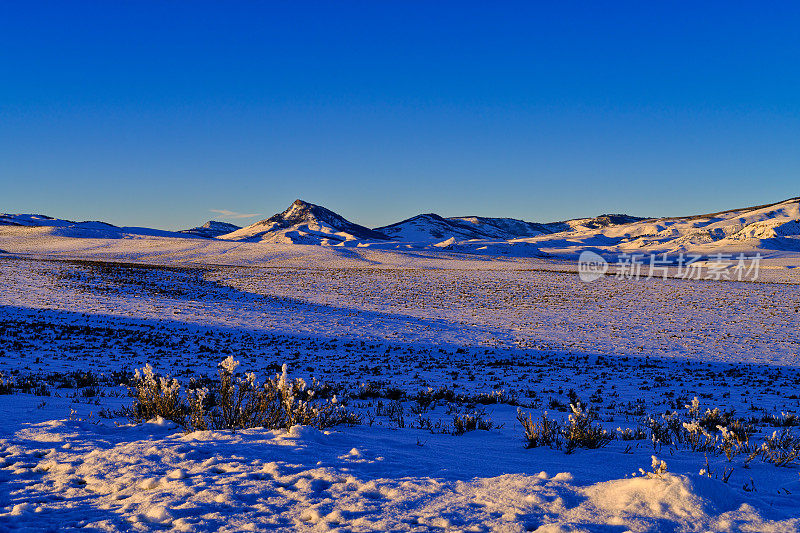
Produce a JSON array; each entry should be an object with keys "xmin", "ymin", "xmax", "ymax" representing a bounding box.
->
[{"xmin": 130, "ymin": 357, "xmax": 358, "ymax": 431}]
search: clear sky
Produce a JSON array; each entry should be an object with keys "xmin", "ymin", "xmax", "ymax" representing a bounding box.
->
[{"xmin": 1, "ymin": 1, "xmax": 799, "ymax": 230}]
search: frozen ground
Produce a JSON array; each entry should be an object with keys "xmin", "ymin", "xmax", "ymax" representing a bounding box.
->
[
  {"xmin": 1, "ymin": 252, "xmax": 800, "ymax": 531},
  {"xmin": 3, "ymin": 418, "xmax": 798, "ymax": 532}
]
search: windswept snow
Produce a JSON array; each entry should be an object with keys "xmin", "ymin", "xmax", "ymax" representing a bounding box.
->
[{"xmin": 2, "ymin": 418, "xmax": 796, "ymax": 532}]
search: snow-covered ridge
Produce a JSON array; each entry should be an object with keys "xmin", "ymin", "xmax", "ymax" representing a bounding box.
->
[
  {"xmin": 179, "ymin": 221, "xmax": 242, "ymax": 239},
  {"xmin": 452, "ymin": 215, "xmax": 554, "ymax": 237},
  {"xmin": 376, "ymin": 212, "xmax": 648, "ymax": 243},
  {"xmin": 376, "ymin": 213, "xmax": 550, "ymax": 242},
  {"xmin": 0, "ymin": 213, "xmax": 193, "ymax": 239},
  {"xmin": 520, "ymin": 197, "xmax": 800, "ymax": 256},
  {"xmin": 0, "ymin": 214, "xmax": 116, "ymax": 229},
  {"xmin": 3, "ymin": 196, "xmax": 799, "ymax": 257}
]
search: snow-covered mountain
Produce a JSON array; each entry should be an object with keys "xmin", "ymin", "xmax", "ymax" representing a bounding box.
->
[
  {"xmin": 375, "ymin": 214, "xmax": 499, "ymax": 242},
  {"xmin": 374, "ymin": 213, "xmax": 643, "ymax": 243},
  {"xmin": 0, "ymin": 214, "xmax": 116, "ymax": 229},
  {"xmin": 514, "ymin": 197, "xmax": 800, "ymax": 256},
  {"xmin": 180, "ymin": 221, "xmax": 242, "ymax": 239},
  {"xmin": 3, "ymin": 197, "xmax": 798, "ymax": 257},
  {"xmin": 375, "ymin": 214, "xmax": 545, "ymax": 242},
  {"xmin": 542, "ymin": 214, "xmax": 647, "ymax": 234},
  {"xmin": 451, "ymin": 216, "xmax": 554, "ymax": 238},
  {"xmin": 219, "ymin": 200, "xmax": 389, "ymax": 245},
  {"xmin": 0, "ymin": 213, "xmax": 192, "ymax": 239}
]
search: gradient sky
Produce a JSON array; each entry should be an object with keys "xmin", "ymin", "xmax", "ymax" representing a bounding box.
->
[{"xmin": 2, "ymin": 1, "xmax": 799, "ymax": 230}]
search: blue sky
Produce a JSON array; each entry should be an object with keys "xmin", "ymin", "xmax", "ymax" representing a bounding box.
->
[{"xmin": 1, "ymin": 1, "xmax": 799, "ymax": 229}]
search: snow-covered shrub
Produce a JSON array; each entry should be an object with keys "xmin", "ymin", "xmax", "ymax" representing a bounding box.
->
[
  {"xmin": 452, "ymin": 409, "xmax": 496, "ymax": 435},
  {"xmin": 202, "ymin": 357, "xmax": 280, "ymax": 430},
  {"xmin": 517, "ymin": 410, "xmax": 562, "ymax": 449},
  {"xmin": 680, "ymin": 421, "xmax": 718, "ymax": 453},
  {"xmin": 562, "ymin": 403, "xmax": 613, "ymax": 452},
  {"xmin": 0, "ymin": 374, "xmax": 50, "ymax": 396},
  {"xmin": 187, "ymin": 386, "xmax": 210, "ymax": 431},
  {"xmin": 129, "ymin": 365, "xmax": 185, "ymax": 425},
  {"xmin": 517, "ymin": 405, "xmax": 612, "ymax": 452},
  {"xmin": 352, "ymin": 381, "xmax": 389, "ymax": 400},
  {"xmin": 471, "ymin": 389, "xmax": 519, "ymax": 406},
  {"xmin": 641, "ymin": 413, "xmax": 682, "ymax": 447},
  {"xmin": 639, "ymin": 455, "xmax": 668, "ymax": 478},
  {"xmin": 746, "ymin": 429, "xmax": 800, "ymax": 467},
  {"xmin": 200, "ymin": 358, "xmax": 353, "ymax": 431},
  {"xmin": 617, "ymin": 426, "xmax": 648, "ymax": 441},
  {"xmin": 130, "ymin": 358, "xmax": 357, "ymax": 431},
  {"xmin": 374, "ymin": 399, "xmax": 407, "ymax": 428},
  {"xmin": 760, "ymin": 412, "xmax": 800, "ymax": 427},
  {"xmin": 269, "ymin": 363, "xmax": 319, "ymax": 429},
  {"xmin": 636, "ymin": 397, "xmax": 800, "ymax": 468},
  {"xmin": 717, "ymin": 420, "xmax": 754, "ymax": 461},
  {"xmin": 407, "ymin": 386, "xmax": 520, "ymax": 410},
  {"xmin": 417, "ymin": 386, "xmax": 457, "ymax": 404},
  {"xmin": 0, "ymin": 375, "xmax": 14, "ymax": 395},
  {"xmin": 697, "ymin": 406, "xmax": 735, "ymax": 432},
  {"xmin": 410, "ymin": 387, "xmax": 444, "ymax": 410},
  {"xmin": 620, "ymin": 398, "xmax": 648, "ymax": 416}
]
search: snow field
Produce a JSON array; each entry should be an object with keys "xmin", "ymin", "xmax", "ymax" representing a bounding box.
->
[
  {"xmin": 2, "ymin": 256, "xmax": 800, "ymax": 531},
  {"xmin": 2, "ymin": 418, "xmax": 798, "ymax": 532}
]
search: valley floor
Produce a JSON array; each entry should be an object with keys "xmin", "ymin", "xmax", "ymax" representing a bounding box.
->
[{"xmin": 1, "ymin": 252, "xmax": 799, "ymax": 531}]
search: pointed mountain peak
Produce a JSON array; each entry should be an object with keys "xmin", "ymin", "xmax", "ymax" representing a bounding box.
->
[
  {"xmin": 277, "ymin": 199, "xmax": 347, "ymax": 225},
  {"xmin": 219, "ymin": 199, "xmax": 389, "ymax": 244},
  {"xmin": 283, "ymin": 198, "xmax": 311, "ymax": 213}
]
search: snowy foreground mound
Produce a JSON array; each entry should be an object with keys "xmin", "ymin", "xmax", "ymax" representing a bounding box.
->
[{"xmin": 1, "ymin": 418, "xmax": 796, "ymax": 532}]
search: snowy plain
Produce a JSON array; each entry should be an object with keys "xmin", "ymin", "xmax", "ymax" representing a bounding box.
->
[{"xmin": 1, "ymin": 227, "xmax": 800, "ymax": 531}]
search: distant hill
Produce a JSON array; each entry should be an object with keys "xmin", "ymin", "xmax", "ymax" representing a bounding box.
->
[
  {"xmin": 542, "ymin": 214, "xmax": 648, "ymax": 234},
  {"xmin": 180, "ymin": 221, "xmax": 242, "ymax": 239},
  {"xmin": 0, "ymin": 213, "xmax": 196, "ymax": 239},
  {"xmin": 374, "ymin": 213, "xmax": 643, "ymax": 242}
]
